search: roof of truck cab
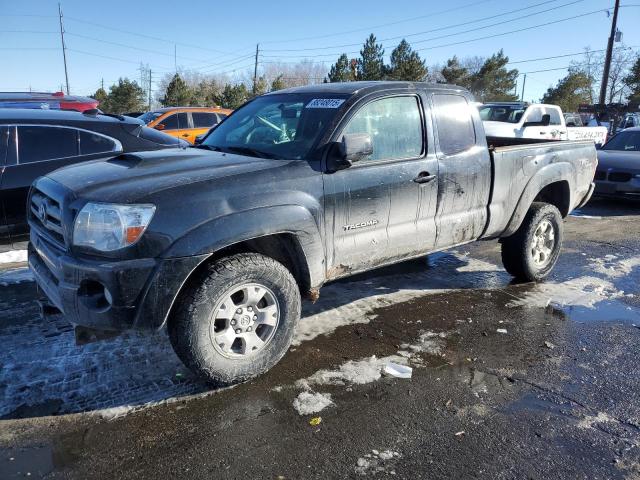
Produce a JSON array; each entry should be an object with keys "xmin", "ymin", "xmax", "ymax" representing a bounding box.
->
[{"xmin": 268, "ymin": 81, "xmax": 467, "ymax": 96}]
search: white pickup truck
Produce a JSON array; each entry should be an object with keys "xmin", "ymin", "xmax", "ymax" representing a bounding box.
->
[{"xmin": 480, "ymin": 102, "xmax": 608, "ymax": 146}]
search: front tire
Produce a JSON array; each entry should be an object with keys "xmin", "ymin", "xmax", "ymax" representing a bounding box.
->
[
  {"xmin": 169, "ymin": 253, "xmax": 301, "ymax": 386},
  {"xmin": 501, "ymin": 202, "xmax": 563, "ymax": 282}
]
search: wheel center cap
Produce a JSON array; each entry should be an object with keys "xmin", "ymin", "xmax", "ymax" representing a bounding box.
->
[{"xmin": 240, "ymin": 315, "xmax": 251, "ymax": 327}]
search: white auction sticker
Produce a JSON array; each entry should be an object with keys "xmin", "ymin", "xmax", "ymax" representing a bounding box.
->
[{"xmin": 305, "ymin": 98, "xmax": 345, "ymax": 109}]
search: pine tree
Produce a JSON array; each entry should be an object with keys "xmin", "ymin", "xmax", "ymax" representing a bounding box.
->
[
  {"xmin": 469, "ymin": 50, "xmax": 518, "ymax": 102},
  {"xmin": 357, "ymin": 34, "xmax": 385, "ymax": 81},
  {"xmin": 624, "ymin": 55, "xmax": 640, "ymax": 103},
  {"xmin": 440, "ymin": 56, "xmax": 471, "ymax": 88},
  {"xmin": 388, "ymin": 40, "xmax": 427, "ymax": 81},
  {"xmin": 161, "ymin": 73, "xmax": 192, "ymax": 107},
  {"xmin": 252, "ymin": 76, "xmax": 269, "ymax": 97},
  {"xmin": 92, "ymin": 87, "xmax": 109, "ymax": 112},
  {"xmin": 270, "ymin": 75, "xmax": 286, "ymax": 91},
  {"xmin": 327, "ymin": 54, "xmax": 356, "ymax": 82},
  {"xmin": 220, "ymin": 84, "xmax": 249, "ymax": 109},
  {"xmin": 541, "ymin": 70, "xmax": 593, "ymax": 112},
  {"xmin": 103, "ymin": 78, "xmax": 146, "ymax": 114}
]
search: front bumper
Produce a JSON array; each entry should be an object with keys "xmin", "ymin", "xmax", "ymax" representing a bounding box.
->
[{"xmin": 29, "ymin": 231, "xmax": 208, "ymax": 331}]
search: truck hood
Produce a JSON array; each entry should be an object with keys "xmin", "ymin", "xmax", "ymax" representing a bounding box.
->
[
  {"xmin": 46, "ymin": 147, "xmax": 291, "ymax": 203},
  {"xmin": 482, "ymin": 121, "xmax": 519, "ymax": 137},
  {"xmin": 597, "ymin": 150, "xmax": 640, "ymax": 172}
]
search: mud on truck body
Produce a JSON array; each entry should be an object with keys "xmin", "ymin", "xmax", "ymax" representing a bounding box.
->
[{"xmin": 28, "ymin": 81, "xmax": 597, "ymax": 384}]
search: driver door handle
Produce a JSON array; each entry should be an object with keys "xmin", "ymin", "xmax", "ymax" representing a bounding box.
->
[{"xmin": 413, "ymin": 172, "xmax": 436, "ymax": 184}]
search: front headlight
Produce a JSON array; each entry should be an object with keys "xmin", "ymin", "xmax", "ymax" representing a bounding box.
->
[{"xmin": 73, "ymin": 203, "xmax": 156, "ymax": 252}]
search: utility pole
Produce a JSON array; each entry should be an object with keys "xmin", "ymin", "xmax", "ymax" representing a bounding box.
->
[
  {"xmin": 253, "ymin": 43, "xmax": 259, "ymax": 93},
  {"xmin": 101, "ymin": 78, "xmax": 104, "ymax": 90},
  {"xmin": 174, "ymin": 44, "xmax": 177, "ymax": 73},
  {"xmin": 58, "ymin": 3, "xmax": 70, "ymax": 95},
  {"xmin": 520, "ymin": 74, "xmax": 527, "ymax": 102},
  {"xmin": 599, "ymin": 0, "xmax": 620, "ymax": 105},
  {"xmin": 148, "ymin": 69, "xmax": 152, "ymax": 110}
]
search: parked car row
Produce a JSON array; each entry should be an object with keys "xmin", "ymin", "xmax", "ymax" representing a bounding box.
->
[{"xmin": 139, "ymin": 106, "xmax": 232, "ymax": 144}]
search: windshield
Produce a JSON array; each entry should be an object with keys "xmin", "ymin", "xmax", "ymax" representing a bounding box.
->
[
  {"xmin": 201, "ymin": 93, "xmax": 349, "ymax": 159},
  {"xmin": 139, "ymin": 111, "xmax": 162, "ymax": 124},
  {"xmin": 478, "ymin": 105, "xmax": 526, "ymax": 123},
  {"xmin": 602, "ymin": 130, "xmax": 640, "ymax": 152}
]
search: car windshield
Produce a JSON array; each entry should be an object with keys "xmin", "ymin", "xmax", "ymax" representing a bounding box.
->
[
  {"xmin": 139, "ymin": 111, "xmax": 163, "ymax": 124},
  {"xmin": 478, "ymin": 105, "xmax": 526, "ymax": 123},
  {"xmin": 200, "ymin": 93, "xmax": 349, "ymax": 160},
  {"xmin": 602, "ymin": 130, "xmax": 640, "ymax": 152}
]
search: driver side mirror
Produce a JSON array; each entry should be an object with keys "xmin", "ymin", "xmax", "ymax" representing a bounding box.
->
[
  {"xmin": 327, "ymin": 133, "xmax": 373, "ymax": 171},
  {"xmin": 154, "ymin": 123, "xmax": 165, "ymax": 131}
]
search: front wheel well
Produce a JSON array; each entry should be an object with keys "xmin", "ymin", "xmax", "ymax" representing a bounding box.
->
[{"xmin": 534, "ymin": 181, "xmax": 571, "ymax": 217}]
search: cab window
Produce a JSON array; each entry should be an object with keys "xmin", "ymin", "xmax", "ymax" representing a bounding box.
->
[
  {"xmin": 17, "ymin": 126, "xmax": 78, "ymax": 164},
  {"xmin": 342, "ymin": 96, "xmax": 423, "ymax": 162},
  {"xmin": 0, "ymin": 126, "xmax": 8, "ymax": 165},
  {"xmin": 523, "ymin": 107, "xmax": 544, "ymax": 124},
  {"xmin": 545, "ymin": 107, "xmax": 562, "ymax": 126}
]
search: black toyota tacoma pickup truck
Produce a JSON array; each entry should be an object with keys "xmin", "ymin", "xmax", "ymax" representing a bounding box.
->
[{"xmin": 28, "ymin": 82, "xmax": 596, "ymax": 385}]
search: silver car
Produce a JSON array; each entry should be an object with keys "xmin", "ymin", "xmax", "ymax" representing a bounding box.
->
[{"xmin": 594, "ymin": 127, "xmax": 640, "ymax": 198}]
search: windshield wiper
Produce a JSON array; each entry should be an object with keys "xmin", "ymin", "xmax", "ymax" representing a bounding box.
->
[{"xmin": 223, "ymin": 146, "xmax": 277, "ymax": 159}]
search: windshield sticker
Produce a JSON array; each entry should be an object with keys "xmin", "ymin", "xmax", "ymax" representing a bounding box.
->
[{"xmin": 305, "ymin": 98, "xmax": 345, "ymax": 109}]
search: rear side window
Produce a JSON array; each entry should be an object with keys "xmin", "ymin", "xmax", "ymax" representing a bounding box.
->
[
  {"xmin": 192, "ymin": 112, "xmax": 218, "ymax": 128},
  {"xmin": 342, "ymin": 96, "xmax": 423, "ymax": 162},
  {"xmin": 433, "ymin": 94, "xmax": 476, "ymax": 155},
  {"xmin": 0, "ymin": 126, "xmax": 8, "ymax": 165},
  {"xmin": 17, "ymin": 126, "xmax": 78, "ymax": 164},
  {"xmin": 546, "ymin": 107, "xmax": 562, "ymax": 126},
  {"xmin": 79, "ymin": 131, "xmax": 118, "ymax": 155}
]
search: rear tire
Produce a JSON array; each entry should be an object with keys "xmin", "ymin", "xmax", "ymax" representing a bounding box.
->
[
  {"xmin": 501, "ymin": 202, "xmax": 563, "ymax": 282},
  {"xmin": 169, "ymin": 253, "xmax": 301, "ymax": 386}
]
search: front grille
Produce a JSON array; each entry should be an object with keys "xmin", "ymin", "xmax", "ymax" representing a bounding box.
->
[
  {"xmin": 594, "ymin": 170, "xmax": 607, "ymax": 181},
  {"xmin": 608, "ymin": 172, "xmax": 632, "ymax": 183},
  {"xmin": 30, "ymin": 187, "xmax": 66, "ymax": 247}
]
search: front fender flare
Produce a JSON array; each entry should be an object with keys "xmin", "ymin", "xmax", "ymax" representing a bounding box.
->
[{"xmin": 162, "ymin": 204, "xmax": 325, "ymax": 288}]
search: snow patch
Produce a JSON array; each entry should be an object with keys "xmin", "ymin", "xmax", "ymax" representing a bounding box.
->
[
  {"xmin": 96, "ymin": 405, "xmax": 134, "ymax": 420},
  {"xmin": 588, "ymin": 255, "xmax": 640, "ymax": 279},
  {"xmin": 455, "ymin": 255, "xmax": 503, "ymax": 273},
  {"xmin": 0, "ymin": 267, "xmax": 33, "ymax": 286},
  {"xmin": 577, "ymin": 411, "xmax": 616, "ymax": 429},
  {"xmin": 355, "ymin": 449, "xmax": 401, "ymax": 476},
  {"xmin": 0, "ymin": 250, "xmax": 27, "ymax": 264},
  {"xmin": 292, "ymin": 391, "xmax": 333, "ymax": 415},
  {"xmin": 507, "ymin": 276, "xmax": 623, "ymax": 309}
]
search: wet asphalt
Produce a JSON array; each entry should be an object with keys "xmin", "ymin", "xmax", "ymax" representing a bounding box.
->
[{"xmin": 1, "ymin": 197, "xmax": 640, "ymax": 479}]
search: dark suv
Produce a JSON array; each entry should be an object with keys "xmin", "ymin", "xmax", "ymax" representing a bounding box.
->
[{"xmin": 0, "ymin": 109, "xmax": 185, "ymax": 249}]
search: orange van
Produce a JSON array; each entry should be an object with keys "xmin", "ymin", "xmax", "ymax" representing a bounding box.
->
[{"xmin": 140, "ymin": 107, "xmax": 232, "ymax": 144}]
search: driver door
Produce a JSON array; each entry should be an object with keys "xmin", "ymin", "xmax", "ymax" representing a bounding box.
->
[{"xmin": 323, "ymin": 94, "xmax": 439, "ymax": 277}]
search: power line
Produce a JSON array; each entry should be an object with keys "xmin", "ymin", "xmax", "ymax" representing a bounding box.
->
[
  {"xmin": 260, "ymin": 0, "xmax": 495, "ymax": 44},
  {"xmin": 66, "ymin": 48, "xmax": 172, "ymax": 71},
  {"xmin": 262, "ymin": 7, "xmax": 612, "ymax": 59},
  {"xmin": 263, "ymin": 0, "xmax": 581, "ymax": 52},
  {"xmin": 64, "ymin": 15, "xmax": 252, "ymax": 58}
]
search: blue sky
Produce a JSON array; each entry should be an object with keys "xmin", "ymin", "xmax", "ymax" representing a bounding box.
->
[{"xmin": 1, "ymin": 0, "xmax": 638, "ymax": 102}]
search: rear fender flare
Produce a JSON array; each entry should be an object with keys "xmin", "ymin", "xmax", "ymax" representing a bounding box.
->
[{"xmin": 502, "ymin": 162, "xmax": 574, "ymax": 237}]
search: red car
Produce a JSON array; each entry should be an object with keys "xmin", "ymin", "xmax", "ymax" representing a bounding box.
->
[{"xmin": 0, "ymin": 91, "xmax": 98, "ymax": 112}]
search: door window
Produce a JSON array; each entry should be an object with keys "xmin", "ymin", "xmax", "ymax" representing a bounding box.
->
[
  {"xmin": 161, "ymin": 113, "xmax": 189, "ymax": 130},
  {"xmin": 17, "ymin": 126, "xmax": 78, "ymax": 164},
  {"xmin": 432, "ymin": 94, "xmax": 476, "ymax": 155},
  {"xmin": 342, "ymin": 96, "xmax": 423, "ymax": 162},
  {"xmin": 192, "ymin": 112, "xmax": 218, "ymax": 128},
  {"xmin": 79, "ymin": 131, "xmax": 118, "ymax": 155}
]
